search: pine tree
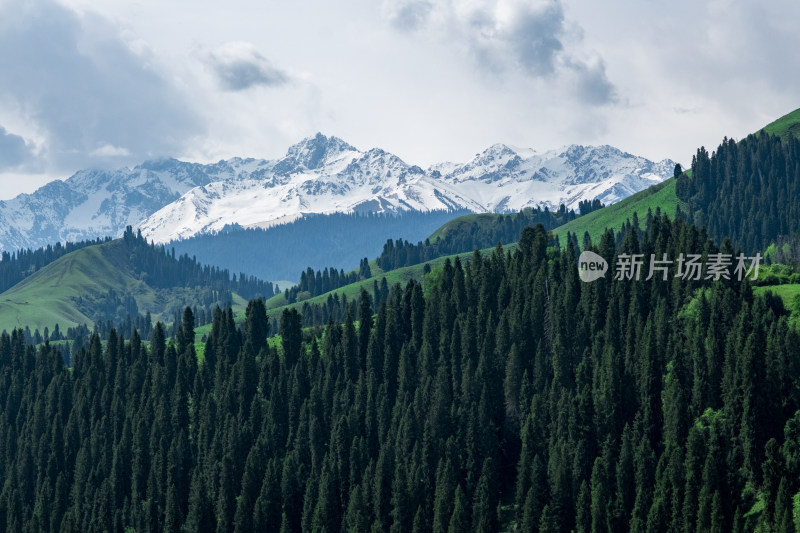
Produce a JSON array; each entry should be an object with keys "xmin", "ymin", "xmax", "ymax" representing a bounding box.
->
[
  {"xmin": 185, "ymin": 466, "xmax": 215, "ymax": 532},
  {"xmin": 773, "ymin": 477, "xmax": 794, "ymax": 533},
  {"xmin": 343, "ymin": 484, "xmax": 369, "ymax": 533},
  {"xmin": 244, "ymin": 298, "xmax": 269, "ymax": 355},
  {"xmin": 472, "ymin": 458, "xmax": 497, "ymax": 533},
  {"xmin": 538, "ymin": 504, "xmax": 558, "ymax": 533},
  {"xmin": 280, "ymin": 309, "xmax": 303, "ymax": 368},
  {"xmin": 447, "ymin": 486, "xmax": 469, "ymax": 533}
]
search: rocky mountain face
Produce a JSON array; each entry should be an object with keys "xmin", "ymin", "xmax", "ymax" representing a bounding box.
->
[{"xmin": 0, "ymin": 133, "xmax": 675, "ymax": 252}]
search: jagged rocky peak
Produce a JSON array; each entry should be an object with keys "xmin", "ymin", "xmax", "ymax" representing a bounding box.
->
[
  {"xmin": 468, "ymin": 143, "xmax": 522, "ymax": 165},
  {"xmin": 279, "ymin": 133, "xmax": 357, "ymax": 172}
]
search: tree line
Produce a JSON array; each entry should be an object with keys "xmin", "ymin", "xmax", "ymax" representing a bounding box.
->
[
  {"xmin": 283, "ymin": 260, "xmax": 371, "ymax": 304},
  {"xmin": 375, "ymin": 205, "xmax": 581, "ymax": 271},
  {"xmin": 676, "ymin": 130, "xmax": 800, "ymax": 254}
]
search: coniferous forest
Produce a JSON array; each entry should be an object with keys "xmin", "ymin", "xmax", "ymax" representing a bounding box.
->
[
  {"xmin": 1, "ymin": 214, "xmax": 799, "ymax": 532},
  {"xmin": 677, "ymin": 131, "xmax": 800, "ymax": 254}
]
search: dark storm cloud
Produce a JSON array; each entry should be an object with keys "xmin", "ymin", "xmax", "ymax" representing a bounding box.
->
[
  {"xmin": 504, "ymin": 1, "xmax": 565, "ymax": 77},
  {"xmin": 385, "ymin": 0, "xmax": 434, "ymax": 32},
  {"xmin": 571, "ymin": 59, "xmax": 617, "ymax": 105},
  {"xmin": 0, "ymin": 0, "xmax": 202, "ymax": 172},
  {"xmin": 0, "ymin": 127, "xmax": 35, "ymax": 171},
  {"xmin": 383, "ymin": 0, "xmax": 618, "ymax": 107},
  {"xmin": 207, "ymin": 43, "xmax": 289, "ymax": 91}
]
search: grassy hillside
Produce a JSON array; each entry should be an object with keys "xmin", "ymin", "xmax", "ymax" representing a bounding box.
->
[
  {"xmin": 0, "ymin": 239, "xmax": 248, "ymax": 334},
  {"xmin": 762, "ymin": 107, "xmax": 800, "ymax": 142},
  {"xmin": 426, "ymin": 176, "xmax": 683, "ymax": 252},
  {"xmin": 0, "ymin": 243, "xmax": 141, "ymax": 332},
  {"xmin": 754, "ymin": 283, "xmax": 800, "ymax": 306},
  {"xmin": 551, "ymin": 178, "xmax": 682, "ymax": 246},
  {"xmin": 264, "ymin": 251, "xmax": 467, "ymax": 317}
]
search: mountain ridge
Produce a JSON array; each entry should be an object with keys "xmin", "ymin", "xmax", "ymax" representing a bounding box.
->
[
  {"xmin": 139, "ymin": 134, "xmax": 675, "ymax": 243},
  {"xmin": 0, "ymin": 133, "xmax": 675, "ymax": 252}
]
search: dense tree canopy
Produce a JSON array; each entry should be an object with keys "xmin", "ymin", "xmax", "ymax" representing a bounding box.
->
[{"xmin": 676, "ymin": 131, "xmax": 800, "ymax": 254}]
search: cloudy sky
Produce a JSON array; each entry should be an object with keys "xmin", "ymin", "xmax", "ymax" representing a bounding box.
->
[{"xmin": 0, "ymin": 0, "xmax": 798, "ymax": 199}]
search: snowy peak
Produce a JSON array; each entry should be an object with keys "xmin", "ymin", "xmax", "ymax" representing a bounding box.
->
[
  {"xmin": 274, "ymin": 133, "xmax": 358, "ymax": 175},
  {"xmin": 448, "ymin": 144, "xmax": 524, "ymax": 183},
  {"xmin": 338, "ymin": 148, "xmax": 421, "ymax": 188}
]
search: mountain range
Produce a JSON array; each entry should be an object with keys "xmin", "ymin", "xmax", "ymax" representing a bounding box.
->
[{"xmin": 0, "ymin": 133, "xmax": 675, "ymax": 253}]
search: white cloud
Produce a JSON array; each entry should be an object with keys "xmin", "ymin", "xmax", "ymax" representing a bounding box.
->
[
  {"xmin": 89, "ymin": 144, "xmax": 132, "ymax": 158},
  {"xmin": 382, "ymin": 0, "xmax": 434, "ymax": 31},
  {"xmin": 380, "ymin": 0, "xmax": 617, "ymax": 106}
]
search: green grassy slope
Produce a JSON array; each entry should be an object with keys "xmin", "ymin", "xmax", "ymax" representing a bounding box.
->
[
  {"xmin": 195, "ymin": 242, "xmax": 518, "ymax": 340},
  {"xmin": 753, "ymin": 284, "xmax": 800, "ymax": 328},
  {"xmin": 754, "ymin": 283, "xmax": 800, "ymax": 306},
  {"xmin": 0, "ymin": 243, "xmax": 145, "ymax": 332},
  {"xmin": 0, "ymin": 239, "xmax": 248, "ymax": 333},
  {"xmin": 268, "ymin": 254, "xmax": 449, "ymax": 312},
  {"xmin": 263, "ymin": 252, "xmax": 467, "ymax": 319},
  {"xmin": 424, "ymin": 170, "xmax": 683, "ymax": 251},
  {"xmin": 551, "ymin": 178, "xmax": 682, "ymax": 246},
  {"xmin": 762, "ymin": 107, "xmax": 800, "ymax": 142}
]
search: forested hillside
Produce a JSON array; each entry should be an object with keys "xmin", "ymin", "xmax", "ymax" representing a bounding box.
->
[
  {"xmin": 276, "ymin": 205, "xmax": 579, "ymax": 308},
  {"xmin": 1, "ymin": 217, "xmax": 798, "ymax": 532},
  {"xmin": 677, "ymin": 131, "xmax": 800, "ymax": 254},
  {"xmin": 376, "ymin": 204, "xmax": 579, "ymax": 271},
  {"xmin": 550, "ymin": 108, "xmax": 800, "ymax": 250},
  {"xmin": 0, "ymin": 228, "xmax": 276, "ymax": 335},
  {"xmin": 0, "ymin": 237, "xmax": 112, "ymax": 293},
  {"xmin": 282, "ymin": 260, "xmax": 372, "ymax": 304}
]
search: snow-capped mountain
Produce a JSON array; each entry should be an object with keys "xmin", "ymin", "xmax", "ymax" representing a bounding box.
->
[
  {"xmin": 0, "ymin": 133, "xmax": 675, "ymax": 253},
  {"xmin": 138, "ymin": 134, "xmax": 674, "ymax": 243},
  {"xmin": 0, "ymin": 157, "xmax": 270, "ymax": 253},
  {"xmin": 438, "ymin": 142, "xmax": 673, "ymax": 212}
]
